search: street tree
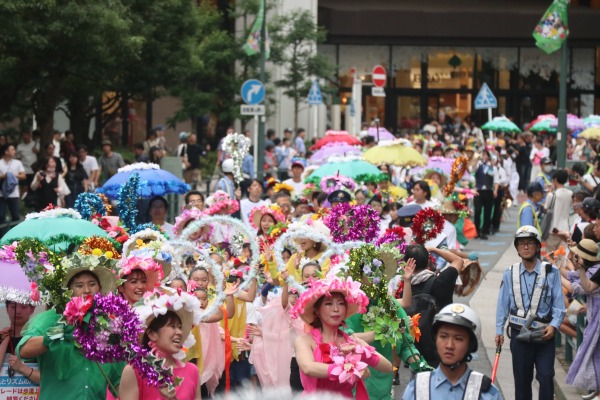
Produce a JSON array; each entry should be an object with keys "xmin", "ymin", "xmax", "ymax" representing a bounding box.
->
[{"xmin": 269, "ymin": 9, "xmax": 334, "ymax": 129}]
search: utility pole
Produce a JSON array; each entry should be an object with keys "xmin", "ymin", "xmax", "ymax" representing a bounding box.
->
[
  {"xmin": 256, "ymin": 1, "xmax": 267, "ymax": 181},
  {"xmin": 556, "ymin": 40, "xmax": 568, "ymax": 168}
]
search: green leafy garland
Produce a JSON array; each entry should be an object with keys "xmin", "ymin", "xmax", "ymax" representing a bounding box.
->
[
  {"xmin": 346, "ymin": 244, "xmax": 403, "ymax": 347},
  {"xmin": 15, "ymin": 239, "xmax": 70, "ymax": 312}
]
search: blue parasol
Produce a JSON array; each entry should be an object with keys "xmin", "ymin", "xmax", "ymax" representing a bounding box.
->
[{"xmin": 97, "ymin": 163, "xmax": 190, "ymax": 199}]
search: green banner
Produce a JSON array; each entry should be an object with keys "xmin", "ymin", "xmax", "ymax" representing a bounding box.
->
[
  {"xmin": 532, "ymin": 0, "xmax": 569, "ymax": 54},
  {"xmin": 243, "ymin": 0, "xmax": 270, "ymax": 59}
]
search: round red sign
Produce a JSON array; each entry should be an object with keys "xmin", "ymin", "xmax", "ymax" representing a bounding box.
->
[{"xmin": 372, "ymin": 65, "xmax": 387, "ymax": 87}]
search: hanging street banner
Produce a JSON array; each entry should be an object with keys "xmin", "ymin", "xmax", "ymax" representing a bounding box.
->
[
  {"xmin": 532, "ymin": 0, "xmax": 569, "ymax": 54},
  {"xmin": 243, "ymin": 0, "xmax": 270, "ymax": 59}
]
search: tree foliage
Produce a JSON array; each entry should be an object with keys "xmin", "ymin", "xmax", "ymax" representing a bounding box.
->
[{"xmin": 269, "ymin": 8, "xmax": 334, "ymax": 129}]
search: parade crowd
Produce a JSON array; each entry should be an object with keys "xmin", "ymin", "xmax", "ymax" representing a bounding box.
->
[{"xmin": 0, "ymin": 118, "xmax": 599, "ymax": 400}]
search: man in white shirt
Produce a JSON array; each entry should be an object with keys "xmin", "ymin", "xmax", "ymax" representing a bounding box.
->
[
  {"xmin": 283, "ymin": 157, "xmax": 306, "ymax": 196},
  {"xmin": 240, "ymin": 179, "xmax": 269, "ymax": 228},
  {"xmin": 545, "ymin": 169, "xmax": 573, "ymax": 252},
  {"xmin": 16, "ymin": 131, "xmax": 39, "ymax": 190},
  {"xmin": 293, "ymin": 128, "xmax": 306, "ymax": 157},
  {"xmin": 52, "ymin": 131, "xmax": 62, "ymax": 158},
  {"xmin": 77, "ymin": 145, "xmax": 99, "ymax": 190},
  {"xmin": 0, "ymin": 144, "xmax": 26, "ymax": 222}
]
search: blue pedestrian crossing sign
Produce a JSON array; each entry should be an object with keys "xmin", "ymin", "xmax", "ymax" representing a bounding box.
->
[
  {"xmin": 241, "ymin": 79, "xmax": 265, "ymax": 105},
  {"xmin": 307, "ymin": 80, "xmax": 323, "ymax": 105},
  {"xmin": 474, "ymin": 83, "xmax": 497, "ymax": 109}
]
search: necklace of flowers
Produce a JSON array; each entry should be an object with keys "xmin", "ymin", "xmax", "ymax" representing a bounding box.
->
[
  {"xmin": 324, "ymin": 203, "xmax": 380, "ymax": 244},
  {"xmin": 177, "ymin": 215, "xmax": 260, "ymax": 293},
  {"xmin": 411, "ymin": 208, "xmax": 445, "ymax": 244}
]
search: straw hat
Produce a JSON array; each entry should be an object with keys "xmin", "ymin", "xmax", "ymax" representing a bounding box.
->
[
  {"xmin": 62, "ymin": 253, "xmax": 118, "ymax": 294},
  {"xmin": 569, "ymin": 239, "xmax": 600, "ymax": 262},
  {"xmin": 290, "ymin": 277, "xmax": 368, "ymax": 324},
  {"xmin": 438, "ymin": 199, "xmax": 460, "ymax": 215},
  {"xmin": 121, "ymin": 229, "xmax": 175, "ymax": 281}
]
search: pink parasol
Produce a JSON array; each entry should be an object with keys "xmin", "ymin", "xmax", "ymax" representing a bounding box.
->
[
  {"xmin": 411, "ymin": 156, "xmax": 471, "ymax": 179},
  {"xmin": 367, "ymin": 127, "xmax": 395, "ymax": 141},
  {"xmin": 310, "ymin": 130, "xmax": 362, "ymax": 151},
  {"xmin": 0, "ymin": 260, "xmax": 37, "ymax": 305},
  {"xmin": 308, "ymin": 143, "xmax": 363, "ymax": 166}
]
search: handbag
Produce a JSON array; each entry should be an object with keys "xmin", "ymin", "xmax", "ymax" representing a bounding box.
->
[{"xmin": 540, "ymin": 192, "xmax": 556, "ymax": 241}]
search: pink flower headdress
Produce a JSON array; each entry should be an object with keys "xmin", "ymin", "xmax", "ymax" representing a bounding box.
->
[
  {"xmin": 205, "ymin": 191, "xmax": 239, "ymax": 216},
  {"xmin": 249, "ymin": 204, "xmax": 286, "ymax": 231},
  {"xmin": 173, "ymin": 208, "xmax": 206, "ymax": 238},
  {"xmin": 118, "ymin": 255, "xmax": 164, "ymax": 291},
  {"xmin": 290, "ymin": 276, "xmax": 369, "ymax": 324}
]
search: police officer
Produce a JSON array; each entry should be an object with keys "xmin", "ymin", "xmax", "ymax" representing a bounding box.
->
[
  {"xmin": 495, "ymin": 225, "xmax": 566, "ymax": 400},
  {"xmin": 403, "ymin": 303, "xmax": 502, "ymax": 400}
]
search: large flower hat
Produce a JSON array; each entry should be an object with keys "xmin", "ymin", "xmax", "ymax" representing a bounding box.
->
[
  {"xmin": 250, "ymin": 204, "xmax": 286, "ymax": 231},
  {"xmin": 62, "ymin": 253, "xmax": 118, "ymax": 295},
  {"xmin": 172, "ymin": 208, "xmax": 206, "ymax": 238},
  {"xmin": 135, "ymin": 288, "xmax": 203, "ymax": 357},
  {"xmin": 290, "ymin": 277, "xmax": 369, "ymax": 324},
  {"xmin": 205, "ymin": 190, "xmax": 239, "ymax": 216},
  {"xmin": 121, "ymin": 229, "xmax": 179, "ymax": 282},
  {"xmin": 117, "ymin": 254, "xmax": 164, "ymax": 291}
]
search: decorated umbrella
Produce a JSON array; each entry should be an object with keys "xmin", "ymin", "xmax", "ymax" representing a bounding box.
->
[
  {"xmin": 481, "ymin": 116, "xmax": 521, "ymax": 133},
  {"xmin": 583, "ymin": 115, "xmax": 600, "ymax": 128},
  {"xmin": 309, "ymin": 130, "xmax": 362, "ymax": 151},
  {"xmin": 529, "ymin": 118, "xmax": 556, "ymax": 133},
  {"xmin": 362, "ymin": 140, "xmax": 426, "ymax": 167},
  {"xmin": 367, "ymin": 127, "xmax": 395, "ymax": 141},
  {"xmin": 530, "ymin": 114, "xmax": 583, "ymax": 132},
  {"xmin": 308, "ymin": 143, "xmax": 363, "ymax": 166},
  {"xmin": 305, "ymin": 157, "xmax": 387, "ymax": 184},
  {"xmin": 524, "ymin": 114, "xmax": 555, "ymax": 131},
  {"xmin": 0, "ymin": 260, "xmax": 37, "ymax": 305},
  {"xmin": 0, "ymin": 208, "xmax": 110, "ymax": 251},
  {"xmin": 580, "ymin": 127, "xmax": 600, "ymax": 140},
  {"xmin": 97, "ymin": 163, "xmax": 190, "ymax": 199},
  {"xmin": 411, "ymin": 156, "xmax": 461, "ymax": 176}
]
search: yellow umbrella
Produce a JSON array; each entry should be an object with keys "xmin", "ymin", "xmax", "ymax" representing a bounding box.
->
[
  {"xmin": 580, "ymin": 127, "xmax": 600, "ymax": 140},
  {"xmin": 363, "ymin": 141, "xmax": 426, "ymax": 167}
]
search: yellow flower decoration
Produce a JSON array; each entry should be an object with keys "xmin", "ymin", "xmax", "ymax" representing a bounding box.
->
[{"xmin": 91, "ymin": 248, "xmax": 103, "ymax": 256}]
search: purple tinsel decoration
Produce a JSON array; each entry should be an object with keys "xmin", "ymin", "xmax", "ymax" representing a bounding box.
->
[
  {"xmin": 324, "ymin": 203, "xmax": 380, "ymax": 244},
  {"xmin": 71, "ymin": 293, "xmax": 174, "ymax": 388}
]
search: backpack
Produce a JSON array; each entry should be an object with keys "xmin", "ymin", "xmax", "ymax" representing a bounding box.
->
[{"xmin": 404, "ymin": 277, "xmax": 439, "ymax": 367}]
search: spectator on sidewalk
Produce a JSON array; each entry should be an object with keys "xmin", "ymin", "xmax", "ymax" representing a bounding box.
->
[
  {"xmin": 16, "ymin": 131, "xmax": 39, "ymax": 193},
  {"xmin": 183, "ymin": 134, "xmax": 202, "ymax": 190},
  {"xmin": 275, "ymin": 138, "xmax": 295, "ymax": 181},
  {"xmin": 133, "ymin": 143, "xmax": 150, "ymax": 163},
  {"xmin": 544, "ymin": 169, "xmax": 572, "ymax": 252},
  {"xmin": 0, "ymin": 144, "xmax": 26, "ymax": 222},
  {"xmin": 518, "ymin": 182, "xmax": 544, "ymax": 235},
  {"xmin": 496, "ymin": 225, "xmax": 565, "ymax": 400},
  {"xmin": 98, "ymin": 140, "xmax": 125, "ymax": 182},
  {"xmin": 293, "ymin": 128, "xmax": 306, "ymax": 157},
  {"xmin": 77, "ymin": 145, "xmax": 99, "ymax": 191}
]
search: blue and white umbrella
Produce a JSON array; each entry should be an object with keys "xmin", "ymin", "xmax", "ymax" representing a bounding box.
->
[{"xmin": 97, "ymin": 163, "xmax": 190, "ymax": 199}]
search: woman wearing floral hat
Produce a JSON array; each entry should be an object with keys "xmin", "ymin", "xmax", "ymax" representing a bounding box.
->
[
  {"xmin": 292, "ymin": 277, "xmax": 392, "ymax": 398},
  {"xmin": 283, "ymin": 218, "xmax": 332, "ymax": 282},
  {"xmin": 17, "ymin": 253, "xmax": 122, "ymax": 400},
  {"xmin": 117, "ymin": 255, "xmax": 165, "ymax": 306},
  {"xmin": 119, "ymin": 289, "xmax": 203, "ymax": 399}
]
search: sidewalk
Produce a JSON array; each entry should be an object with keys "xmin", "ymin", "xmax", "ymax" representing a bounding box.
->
[{"xmin": 470, "ymin": 230, "xmax": 581, "ymax": 399}]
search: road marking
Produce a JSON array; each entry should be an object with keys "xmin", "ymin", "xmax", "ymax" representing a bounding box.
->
[
  {"xmin": 478, "ymin": 251, "xmax": 499, "ymax": 256},
  {"xmin": 484, "ymin": 242, "xmax": 507, "ymax": 246},
  {"xmin": 494, "ymin": 233, "xmax": 513, "ymax": 237},
  {"xmin": 480, "ymin": 262, "xmax": 490, "ymax": 267}
]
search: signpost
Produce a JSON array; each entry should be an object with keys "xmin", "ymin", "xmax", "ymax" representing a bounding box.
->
[
  {"xmin": 241, "ymin": 79, "xmax": 265, "ymax": 180},
  {"xmin": 372, "ymin": 65, "xmax": 386, "ymax": 97},
  {"xmin": 307, "ymin": 80, "xmax": 323, "ymax": 140},
  {"xmin": 474, "ymin": 83, "xmax": 498, "ymax": 142}
]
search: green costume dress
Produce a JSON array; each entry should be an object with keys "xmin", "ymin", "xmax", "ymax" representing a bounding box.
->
[
  {"xmin": 17, "ymin": 310, "xmax": 123, "ymax": 400},
  {"xmin": 345, "ymin": 299, "xmax": 421, "ymax": 400}
]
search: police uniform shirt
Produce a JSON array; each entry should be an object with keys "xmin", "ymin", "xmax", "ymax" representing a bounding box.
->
[
  {"xmin": 402, "ymin": 367, "xmax": 503, "ymax": 400},
  {"xmin": 495, "ymin": 260, "xmax": 565, "ymax": 335}
]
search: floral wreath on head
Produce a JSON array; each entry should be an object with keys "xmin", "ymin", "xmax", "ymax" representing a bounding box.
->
[
  {"xmin": 205, "ymin": 190, "xmax": 240, "ymax": 216},
  {"xmin": 273, "ymin": 182, "xmax": 294, "ymax": 195},
  {"xmin": 412, "ymin": 208, "xmax": 445, "ymax": 244},
  {"xmin": 173, "ymin": 208, "xmax": 206, "ymax": 238},
  {"xmin": 121, "ymin": 229, "xmax": 180, "ymax": 282},
  {"xmin": 324, "ymin": 203, "xmax": 380, "ymax": 244},
  {"xmin": 118, "ymin": 254, "xmax": 164, "ymax": 288},
  {"xmin": 250, "ymin": 204, "xmax": 286, "ymax": 231}
]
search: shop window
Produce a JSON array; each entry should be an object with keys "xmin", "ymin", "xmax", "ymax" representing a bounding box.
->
[
  {"xmin": 427, "ymin": 49, "xmax": 474, "ymax": 89},
  {"xmin": 397, "ymin": 96, "xmax": 421, "ymax": 131},
  {"xmin": 392, "ymin": 47, "xmax": 421, "ymax": 88}
]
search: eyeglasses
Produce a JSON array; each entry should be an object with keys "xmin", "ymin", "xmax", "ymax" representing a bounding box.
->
[
  {"xmin": 517, "ymin": 240, "xmax": 537, "ymax": 248},
  {"xmin": 279, "ymin": 203, "xmax": 292, "ymax": 208},
  {"xmin": 188, "ymin": 200, "xmax": 202, "ymax": 205}
]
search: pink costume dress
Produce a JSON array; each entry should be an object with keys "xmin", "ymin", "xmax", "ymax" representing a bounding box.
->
[
  {"xmin": 250, "ymin": 297, "xmax": 305, "ymax": 389},
  {"xmin": 300, "ymin": 328, "xmax": 369, "ymax": 399},
  {"xmin": 199, "ymin": 322, "xmax": 225, "ymax": 395},
  {"xmin": 134, "ymin": 361, "xmax": 199, "ymax": 400}
]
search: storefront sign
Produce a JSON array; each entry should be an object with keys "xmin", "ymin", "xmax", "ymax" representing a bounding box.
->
[{"xmin": 0, "ymin": 362, "xmax": 39, "ymax": 400}]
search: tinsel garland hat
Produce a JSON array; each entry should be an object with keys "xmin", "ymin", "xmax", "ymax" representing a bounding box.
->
[
  {"xmin": 62, "ymin": 253, "xmax": 118, "ymax": 295},
  {"xmin": 288, "ymin": 215, "xmax": 331, "ymax": 242},
  {"xmin": 250, "ymin": 204, "xmax": 286, "ymax": 230},
  {"xmin": 135, "ymin": 288, "xmax": 203, "ymax": 348},
  {"xmin": 205, "ymin": 190, "xmax": 240, "ymax": 215},
  {"xmin": 290, "ymin": 276, "xmax": 369, "ymax": 324}
]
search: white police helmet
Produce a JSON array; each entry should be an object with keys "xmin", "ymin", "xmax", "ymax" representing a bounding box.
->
[
  {"xmin": 514, "ymin": 225, "xmax": 541, "ymax": 249},
  {"xmin": 222, "ymin": 159, "xmax": 234, "ymax": 174},
  {"xmin": 432, "ymin": 303, "xmax": 481, "ymax": 353}
]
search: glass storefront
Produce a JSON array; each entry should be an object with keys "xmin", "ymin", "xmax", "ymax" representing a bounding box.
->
[{"xmin": 320, "ymin": 44, "xmax": 598, "ymax": 133}]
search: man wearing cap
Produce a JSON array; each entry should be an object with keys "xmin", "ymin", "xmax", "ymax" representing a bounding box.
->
[
  {"xmin": 535, "ymin": 157, "xmax": 554, "ymax": 190},
  {"xmin": 98, "ymin": 140, "xmax": 125, "ymax": 182},
  {"xmin": 283, "ymin": 157, "xmax": 306, "ymax": 195},
  {"xmin": 327, "ymin": 189, "xmax": 352, "ymax": 206},
  {"xmin": 518, "ymin": 182, "xmax": 544, "ymax": 235},
  {"xmin": 495, "ymin": 226, "xmax": 565, "ymax": 400}
]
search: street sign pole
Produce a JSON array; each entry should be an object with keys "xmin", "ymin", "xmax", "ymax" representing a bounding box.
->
[
  {"xmin": 256, "ymin": 3, "xmax": 267, "ymax": 181},
  {"xmin": 557, "ymin": 40, "xmax": 568, "ymax": 169}
]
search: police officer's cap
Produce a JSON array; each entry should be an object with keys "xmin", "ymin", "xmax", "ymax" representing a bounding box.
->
[
  {"xmin": 396, "ymin": 204, "xmax": 421, "ymax": 227},
  {"xmin": 526, "ymin": 182, "xmax": 545, "ymax": 196},
  {"xmin": 432, "ymin": 303, "xmax": 481, "ymax": 353},
  {"xmin": 327, "ymin": 190, "xmax": 352, "ymax": 204}
]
